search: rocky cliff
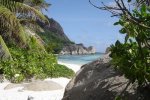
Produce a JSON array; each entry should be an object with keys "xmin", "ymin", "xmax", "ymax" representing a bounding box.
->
[
  {"xmin": 36, "ymin": 17, "xmax": 74, "ymax": 53},
  {"xmin": 37, "ymin": 17, "xmax": 71, "ymax": 43},
  {"xmin": 37, "ymin": 17, "xmax": 96, "ymax": 54},
  {"xmin": 60, "ymin": 43, "xmax": 96, "ymax": 55}
]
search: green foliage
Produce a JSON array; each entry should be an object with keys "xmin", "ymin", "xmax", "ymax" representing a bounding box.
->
[
  {"xmin": 0, "ymin": 37, "xmax": 74, "ymax": 83},
  {"xmin": 0, "ymin": 5, "xmax": 27, "ymax": 46},
  {"xmin": 115, "ymin": 96, "xmax": 122, "ymax": 100},
  {"xmin": 24, "ymin": 0, "xmax": 51, "ymax": 11},
  {"xmin": 45, "ymin": 42, "xmax": 63, "ymax": 54},
  {"xmin": 110, "ymin": 41, "xmax": 150, "ymax": 85},
  {"xmin": 52, "ymin": 64, "xmax": 75, "ymax": 78},
  {"xmin": 110, "ymin": 4, "xmax": 150, "ymax": 86},
  {"xmin": 0, "ymin": 0, "xmax": 48, "ymax": 47},
  {"xmin": 37, "ymin": 29, "xmax": 74, "ymax": 54},
  {"xmin": 0, "ymin": 0, "xmax": 75, "ymax": 83}
]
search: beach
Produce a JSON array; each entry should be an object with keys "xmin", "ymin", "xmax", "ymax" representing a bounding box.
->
[{"xmin": 0, "ymin": 62, "xmax": 81, "ymax": 100}]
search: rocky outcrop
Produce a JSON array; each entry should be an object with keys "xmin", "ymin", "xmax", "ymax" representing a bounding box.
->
[
  {"xmin": 4, "ymin": 81, "xmax": 63, "ymax": 91},
  {"xmin": 48, "ymin": 18, "xmax": 70, "ymax": 41},
  {"xmin": 105, "ymin": 47, "xmax": 111, "ymax": 54},
  {"xmin": 60, "ymin": 43, "xmax": 96, "ymax": 55},
  {"xmin": 37, "ymin": 17, "xmax": 96, "ymax": 54},
  {"xmin": 37, "ymin": 17, "xmax": 97, "ymax": 54},
  {"xmin": 37, "ymin": 17, "xmax": 70, "ymax": 42},
  {"xmin": 23, "ymin": 81, "xmax": 63, "ymax": 91},
  {"xmin": 62, "ymin": 53, "xmax": 150, "ymax": 100}
]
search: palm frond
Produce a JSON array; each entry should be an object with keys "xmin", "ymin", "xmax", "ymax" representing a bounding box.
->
[
  {"xmin": 0, "ymin": 5, "xmax": 27, "ymax": 46},
  {"xmin": 0, "ymin": 0, "xmax": 49, "ymax": 47},
  {"xmin": 0, "ymin": 0, "xmax": 49, "ymax": 24},
  {"xmin": 17, "ymin": 3, "xmax": 49, "ymax": 23},
  {"xmin": 24, "ymin": 0, "xmax": 51, "ymax": 11}
]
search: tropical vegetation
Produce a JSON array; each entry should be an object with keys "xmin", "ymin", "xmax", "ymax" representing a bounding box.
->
[
  {"xmin": 37, "ymin": 29, "xmax": 75, "ymax": 54},
  {"xmin": 90, "ymin": 0, "xmax": 150, "ymax": 99},
  {"xmin": 0, "ymin": 0, "xmax": 74, "ymax": 83}
]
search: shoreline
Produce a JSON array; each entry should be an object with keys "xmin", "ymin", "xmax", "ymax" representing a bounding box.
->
[
  {"xmin": 0, "ymin": 62, "xmax": 82, "ymax": 100},
  {"xmin": 58, "ymin": 61, "xmax": 82, "ymax": 73}
]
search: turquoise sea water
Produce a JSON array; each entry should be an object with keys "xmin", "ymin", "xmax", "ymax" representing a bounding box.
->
[{"xmin": 58, "ymin": 53, "xmax": 104, "ymax": 65}]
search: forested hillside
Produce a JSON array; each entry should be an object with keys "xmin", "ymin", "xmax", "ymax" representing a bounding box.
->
[{"xmin": 37, "ymin": 17, "xmax": 75, "ymax": 54}]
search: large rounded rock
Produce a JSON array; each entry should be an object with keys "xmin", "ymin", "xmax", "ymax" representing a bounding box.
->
[{"xmin": 62, "ymin": 54, "xmax": 149, "ymax": 100}]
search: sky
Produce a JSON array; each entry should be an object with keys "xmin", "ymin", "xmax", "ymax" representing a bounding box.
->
[{"xmin": 44, "ymin": 0, "xmax": 125, "ymax": 52}]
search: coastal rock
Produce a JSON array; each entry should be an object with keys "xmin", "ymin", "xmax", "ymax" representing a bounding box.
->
[
  {"xmin": 62, "ymin": 53, "xmax": 149, "ymax": 100},
  {"xmin": 4, "ymin": 81, "xmax": 63, "ymax": 91},
  {"xmin": 87, "ymin": 46, "xmax": 96, "ymax": 54},
  {"xmin": 105, "ymin": 47, "xmax": 111, "ymax": 54},
  {"xmin": 23, "ymin": 81, "xmax": 63, "ymax": 91},
  {"xmin": 60, "ymin": 44, "xmax": 96, "ymax": 55}
]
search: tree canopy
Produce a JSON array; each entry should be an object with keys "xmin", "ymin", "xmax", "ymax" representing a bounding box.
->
[
  {"xmin": 0, "ymin": 0, "xmax": 49, "ymax": 47},
  {"xmin": 90, "ymin": 0, "xmax": 150, "ymax": 86}
]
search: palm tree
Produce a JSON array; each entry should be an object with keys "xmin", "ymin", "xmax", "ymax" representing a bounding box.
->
[
  {"xmin": 24, "ymin": 0, "xmax": 51, "ymax": 11},
  {"xmin": 0, "ymin": 0, "xmax": 48, "ymax": 47}
]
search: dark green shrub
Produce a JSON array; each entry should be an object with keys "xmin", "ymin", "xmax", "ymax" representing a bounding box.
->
[
  {"xmin": 51, "ymin": 64, "xmax": 75, "ymax": 78},
  {"xmin": 110, "ymin": 4, "xmax": 150, "ymax": 86}
]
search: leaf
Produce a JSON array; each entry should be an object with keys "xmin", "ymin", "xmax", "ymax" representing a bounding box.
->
[
  {"xmin": 114, "ymin": 22, "xmax": 120, "ymax": 25},
  {"xmin": 1, "ymin": 0, "xmax": 49, "ymax": 23},
  {"xmin": 141, "ymin": 4, "xmax": 147, "ymax": 16},
  {"xmin": 128, "ymin": 0, "xmax": 131, "ymax": 2},
  {"xmin": 119, "ymin": 28, "xmax": 126, "ymax": 34},
  {"xmin": 125, "ymin": 35, "xmax": 129, "ymax": 43},
  {"xmin": 0, "ymin": 0, "xmax": 49, "ymax": 47},
  {"xmin": 0, "ymin": 5, "xmax": 27, "ymax": 46},
  {"xmin": 115, "ymin": 40, "xmax": 121, "ymax": 46}
]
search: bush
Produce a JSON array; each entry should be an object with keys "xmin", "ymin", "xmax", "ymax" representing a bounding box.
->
[
  {"xmin": 0, "ymin": 37, "xmax": 75, "ymax": 83},
  {"xmin": 52, "ymin": 64, "xmax": 75, "ymax": 78},
  {"xmin": 110, "ymin": 4, "xmax": 150, "ymax": 86},
  {"xmin": 110, "ymin": 40, "xmax": 150, "ymax": 85},
  {"xmin": 0, "ymin": 47, "xmax": 56, "ymax": 83}
]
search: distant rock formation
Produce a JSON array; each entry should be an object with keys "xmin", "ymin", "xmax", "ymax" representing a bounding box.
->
[
  {"xmin": 37, "ymin": 17, "xmax": 96, "ymax": 54},
  {"xmin": 105, "ymin": 47, "xmax": 111, "ymax": 54},
  {"xmin": 59, "ymin": 43, "xmax": 96, "ymax": 55},
  {"xmin": 62, "ymin": 52, "xmax": 149, "ymax": 100}
]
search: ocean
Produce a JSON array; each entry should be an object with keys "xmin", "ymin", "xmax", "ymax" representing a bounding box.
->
[{"xmin": 58, "ymin": 53, "xmax": 104, "ymax": 65}]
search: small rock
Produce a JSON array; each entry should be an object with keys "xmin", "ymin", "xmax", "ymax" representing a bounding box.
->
[
  {"xmin": 23, "ymin": 81, "xmax": 63, "ymax": 91},
  {"xmin": 27, "ymin": 96, "xmax": 34, "ymax": 100}
]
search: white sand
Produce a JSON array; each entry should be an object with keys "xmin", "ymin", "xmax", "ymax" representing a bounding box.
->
[
  {"xmin": 0, "ymin": 62, "xmax": 81, "ymax": 100},
  {"xmin": 58, "ymin": 61, "xmax": 82, "ymax": 72}
]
